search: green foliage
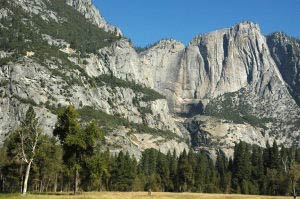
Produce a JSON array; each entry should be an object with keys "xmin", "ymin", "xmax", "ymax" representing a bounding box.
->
[
  {"xmin": 53, "ymin": 105, "xmax": 104, "ymax": 193},
  {"xmin": 0, "ymin": 106, "xmax": 43, "ymax": 193},
  {"xmin": 111, "ymin": 152, "xmax": 137, "ymax": 191},
  {"xmin": 231, "ymin": 142, "xmax": 252, "ymax": 194},
  {"xmin": 31, "ymin": 135, "xmax": 63, "ymax": 192},
  {"xmin": 177, "ymin": 150, "xmax": 193, "ymax": 192},
  {"xmin": 1, "ymin": 136, "xmax": 300, "ymax": 195},
  {"xmin": 39, "ymin": 0, "xmax": 119, "ymax": 54},
  {"xmin": 0, "ymin": 0, "xmax": 118, "ymax": 55}
]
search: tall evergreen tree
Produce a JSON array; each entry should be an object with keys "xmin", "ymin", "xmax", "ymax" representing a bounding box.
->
[
  {"xmin": 76, "ymin": 121, "xmax": 103, "ymax": 191},
  {"xmin": 177, "ymin": 150, "xmax": 193, "ymax": 192},
  {"xmin": 33, "ymin": 135, "xmax": 63, "ymax": 192},
  {"xmin": 168, "ymin": 150, "xmax": 178, "ymax": 191},
  {"xmin": 263, "ymin": 141, "xmax": 271, "ymax": 170},
  {"xmin": 111, "ymin": 151, "xmax": 136, "ymax": 191},
  {"xmin": 251, "ymin": 146, "xmax": 264, "ymax": 194},
  {"xmin": 53, "ymin": 105, "xmax": 85, "ymax": 194},
  {"xmin": 156, "ymin": 151, "xmax": 170, "ymax": 191},
  {"xmin": 232, "ymin": 142, "xmax": 252, "ymax": 194},
  {"xmin": 270, "ymin": 140, "xmax": 280, "ymax": 170},
  {"xmin": 216, "ymin": 150, "xmax": 229, "ymax": 192}
]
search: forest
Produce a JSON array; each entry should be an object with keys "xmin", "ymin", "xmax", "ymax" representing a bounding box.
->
[{"xmin": 0, "ymin": 105, "xmax": 299, "ymax": 197}]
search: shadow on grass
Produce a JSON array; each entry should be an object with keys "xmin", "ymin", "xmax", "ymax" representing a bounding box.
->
[{"xmin": 31, "ymin": 192, "xmax": 84, "ymax": 196}]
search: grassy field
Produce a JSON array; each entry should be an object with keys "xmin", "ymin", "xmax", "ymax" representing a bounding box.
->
[{"xmin": 0, "ymin": 192, "xmax": 291, "ymax": 199}]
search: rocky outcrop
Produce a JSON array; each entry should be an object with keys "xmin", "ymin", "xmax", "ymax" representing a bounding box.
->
[
  {"xmin": 185, "ymin": 115, "xmax": 267, "ymax": 158},
  {"xmin": 65, "ymin": 0, "xmax": 122, "ymax": 36}
]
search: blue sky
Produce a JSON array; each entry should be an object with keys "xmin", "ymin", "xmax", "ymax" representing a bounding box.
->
[{"xmin": 94, "ymin": 0, "xmax": 300, "ymax": 47}]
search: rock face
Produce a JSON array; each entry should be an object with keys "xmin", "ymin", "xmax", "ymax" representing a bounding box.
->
[
  {"xmin": 141, "ymin": 22, "xmax": 286, "ymax": 114},
  {"xmin": 1, "ymin": 0, "xmax": 300, "ymax": 158},
  {"xmin": 267, "ymin": 32, "xmax": 300, "ymax": 104},
  {"xmin": 184, "ymin": 115, "xmax": 267, "ymax": 158},
  {"xmin": 65, "ymin": 0, "xmax": 122, "ymax": 36},
  {"xmin": 98, "ymin": 21, "xmax": 300, "ymax": 154},
  {"xmin": 0, "ymin": 0, "xmax": 187, "ymax": 159}
]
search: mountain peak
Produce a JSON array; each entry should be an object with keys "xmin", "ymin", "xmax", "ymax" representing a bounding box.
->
[
  {"xmin": 233, "ymin": 21, "xmax": 260, "ymax": 30},
  {"xmin": 190, "ymin": 21, "xmax": 261, "ymax": 46},
  {"xmin": 65, "ymin": 0, "xmax": 122, "ymax": 36}
]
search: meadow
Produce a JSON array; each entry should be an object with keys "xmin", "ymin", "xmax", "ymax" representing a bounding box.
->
[{"xmin": 0, "ymin": 192, "xmax": 291, "ymax": 199}]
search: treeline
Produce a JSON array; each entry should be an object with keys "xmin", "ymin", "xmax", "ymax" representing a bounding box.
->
[{"xmin": 0, "ymin": 106, "xmax": 299, "ymax": 196}]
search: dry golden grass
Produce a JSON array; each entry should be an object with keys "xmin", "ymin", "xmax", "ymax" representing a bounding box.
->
[{"xmin": 0, "ymin": 192, "xmax": 291, "ymax": 199}]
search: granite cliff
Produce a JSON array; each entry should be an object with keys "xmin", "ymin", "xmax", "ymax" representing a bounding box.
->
[{"xmin": 0, "ymin": 0, "xmax": 299, "ymax": 157}]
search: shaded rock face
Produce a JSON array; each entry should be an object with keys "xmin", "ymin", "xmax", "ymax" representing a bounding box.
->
[{"xmin": 267, "ymin": 32, "xmax": 300, "ymax": 105}]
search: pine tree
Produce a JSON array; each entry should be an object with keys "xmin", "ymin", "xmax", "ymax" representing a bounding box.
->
[
  {"xmin": 79, "ymin": 121, "xmax": 103, "ymax": 191},
  {"xmin": 216, "ymin": 150, "xmax": 229, "ymax": 192},
  {"xmin": 156, "ymin": 151, "xmax": 170, "ymax": 191},
  {"xmin": 251, "ymin": 145, "xmax": 264, "ymax": 194},
  {"xmin": 263, "ymin": 141, "xmax": 271, "ymax": 170},
  {"xmin": 177, "ymin": 150, "xmax": 193, "ymax": 192},
  {"xmin": 168, "ymin": 150, "xmax": 178, "ymax": 192},
  {"xmin": 53, "ymin": 105, "xmax": 85, "ymax": 194},
  {"xmin": 194, "ymin": 153, "xmax": 208, "ymax": 192},
  {"xmin": 270, "ymin": 140, "xmax": 280, "ymax": 170},
  {"xmin": 111, "ymin": 151, "xmax": 136, "ymax": 191},
  {"xmin": 232, "ymin": 142, "xmax": 252, "ymax": 194},
  {"xmin": 33, "ymin": 135, "xmax": 63, "ymax": 192}
]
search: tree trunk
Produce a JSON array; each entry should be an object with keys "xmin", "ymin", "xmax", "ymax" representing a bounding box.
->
[
  {"xmin": 22, "ymin": 159, "xmax": 33, "ymax": 195},
  {"xmin": 45, "ymin": 177, "xmax": 50, "ymax": 192},
  {"xmin": 53, "ymin": 173, "xmax": 58, "ymax": 192},
  {"xmin": 74, "ymin": 168, "xmax": 79, "ymax": 194},
  {"xmin": 39, "ymin": 179, "xmax": 43, "ymax": 192},
  {"xmin": 1, "ymin": 174, "xmax": 4, "ymax": 192},
  {"xmin": 20, "ymin": 164, "xmax": 23, "ymax": 194}
]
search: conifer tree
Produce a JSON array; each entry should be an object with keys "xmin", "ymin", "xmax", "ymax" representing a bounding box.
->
[
  {"xmin": 177, "ymin": 150, "xmax": 193, "ymax": 192},
  {"xmin": 53, "ymin": 105, "xmax": 85, "ymax": 194},
  {"xmin": 216, "ymin": 150, "xmax": 229, "ymax": 192},
  {"xmin": 270, "ymin": 140, "xmax": 280, "ymax": 170},
  {"xmin": 111, "ymin": 151, "xmax": 136, "ymax": 191},
  {"xmin": 156, "ymin": 151, "xmax": 170, "ymax": 191}
]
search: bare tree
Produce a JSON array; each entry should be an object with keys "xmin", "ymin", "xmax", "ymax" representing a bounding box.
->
[
  {"xmin": 289, "ymin": 163, "xmax": 300, "ymax": 199},
  {"xmin": 17, "ymin": 106, "xmax": 42, "ymax": 195}
]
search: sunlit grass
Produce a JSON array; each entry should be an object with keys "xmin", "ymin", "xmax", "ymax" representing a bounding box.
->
[{"xmin": 0, "ymin": 192, "xmax": 290, "ymax": 199}]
